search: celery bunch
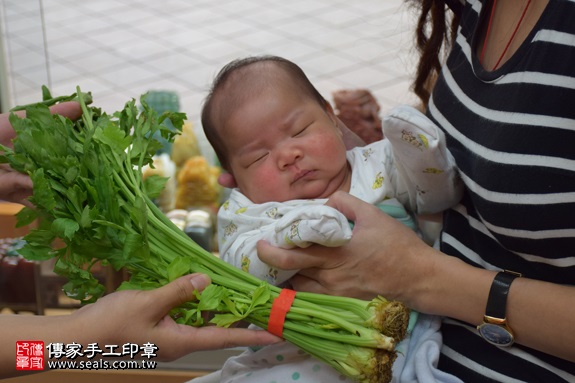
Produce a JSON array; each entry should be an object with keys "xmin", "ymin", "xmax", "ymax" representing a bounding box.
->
[{"xmin": 0, "ymin": 88, "xmax": 409, "ymax": 383}]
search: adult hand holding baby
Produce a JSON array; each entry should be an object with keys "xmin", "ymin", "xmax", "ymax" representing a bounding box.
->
[{"xmin": 257, "ymin": 191, "xmax": 436, "ymax": 308}]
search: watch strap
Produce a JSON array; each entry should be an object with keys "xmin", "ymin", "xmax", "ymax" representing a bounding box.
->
[{"xmin": 485, "ymin": 270, "xmax": 521, "ymax": 319}]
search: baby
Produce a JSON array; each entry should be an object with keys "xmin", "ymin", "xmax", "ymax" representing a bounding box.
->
[
  {"xmin": 204, "ymin": 55, "xmax": 461, "ymax": 285},
  {"xmin": 192, "ymin": 55, "xmax": 462, "ymax": 383}
]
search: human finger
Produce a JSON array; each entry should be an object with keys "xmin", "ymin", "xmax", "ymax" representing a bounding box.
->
[
  {"xmin": 0, "ymin": 113, "xmax": 17, "ymax": 146},
  {"xmin": 325, "ymin": 190, "xmax": 375, "ymax": 223},
  {"xmin": 5, "ymin": 100, "xmax": 82, "ymax": 121},
  {"xmin": 0, "ymin": 168, "xmax": 33, "ymax": 204},
  {"xmin": 150, "ymin": 275, "xmax": 280, "ymax": 359},
  {"xmin": 288, "ymin": 272, "xmax": 331, "ymax": 295},
  {"xmin": 48, "ymin": 101, "xmax": 83, "ymax": 120},
  {"xmin": 256, "ymin": 240, "xmax": 325, "ymax": 270},
  {"xmin": 149, "ymin": 273, "xmax": 211, "ymax": 315},
  {"xmin": 152, "ymin": 323, "xmax": 280, "ymax": 361},
  {"xmin": 1, "ymin": 101, "xmax": 83, "ymax": 147},
  {"xmin": 181, "ymin": 326, "xmax": 280, "ymax": 352},
  {"xmin": 326, "ymin": 191, "xmax": 408, "ymax": 238}
]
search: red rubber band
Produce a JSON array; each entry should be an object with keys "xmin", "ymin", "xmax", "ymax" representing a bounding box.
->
[{"xmin": 267, "ymin": 288, "xmax": 296, "ymax": 338}]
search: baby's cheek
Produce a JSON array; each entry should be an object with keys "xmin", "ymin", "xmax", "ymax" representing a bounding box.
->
[
  {"xmin": 247, "ymin": 168, "xmax": 290, "ymax": 203},
  {"xmin": 316, "ymin": 132, "xmax": 346, "ymax": 155}
]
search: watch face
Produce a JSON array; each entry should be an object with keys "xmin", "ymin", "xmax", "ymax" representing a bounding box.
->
[{"xmin": 478, "ymin": 323, "xmax": 514, "ymax": 347}]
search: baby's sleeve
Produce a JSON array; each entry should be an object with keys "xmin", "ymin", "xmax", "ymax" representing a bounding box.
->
[
  {"xmin": 218, "ymin": 200, "xmax": 351, "ymax": 286},
  {"xmin": 273, "ymin": 205, "xmax": 352, "ymax": 248},
  {"xmin": 382, "ymin": 105, "xmax": 463, "ymax": 214}
]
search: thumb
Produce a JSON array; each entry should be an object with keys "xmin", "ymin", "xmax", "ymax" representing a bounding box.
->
[
  {"xmin": 325, "ymin": 191, "xmax": 364, "ymax": 222},
  {"xmin": 152, "ymin": 273, "xmax": 211, "ymax": 313}
]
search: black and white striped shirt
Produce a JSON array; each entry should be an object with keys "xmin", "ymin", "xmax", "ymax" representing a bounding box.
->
[{"xmin": 428, "ymin": 0, "xmax": 575, "ymax": 381}]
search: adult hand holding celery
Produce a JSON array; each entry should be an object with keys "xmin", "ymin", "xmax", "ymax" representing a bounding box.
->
[{"xmin": 0, "ymin": 87, "xmax": 409, "ymax": 383}]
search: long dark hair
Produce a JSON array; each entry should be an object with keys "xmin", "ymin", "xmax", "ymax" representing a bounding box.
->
[{"xmin": 408, "ymin": 0, "xmax": 461, "ymax": 107}]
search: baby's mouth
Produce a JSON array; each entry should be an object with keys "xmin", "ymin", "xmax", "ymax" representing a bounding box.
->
[{"xmin": 293, "ymin": 169, "xmax": 314, "ymax": 183}]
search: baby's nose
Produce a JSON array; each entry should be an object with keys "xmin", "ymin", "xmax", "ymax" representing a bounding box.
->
[{"xmin": 277, "ymin": 145, "xmax": 302, "ymax": 169}]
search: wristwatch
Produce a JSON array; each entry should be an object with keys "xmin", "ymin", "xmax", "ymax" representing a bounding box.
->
[{"xmin": 477, "ymin": 270, "xmax": 522, "ymax": 347}]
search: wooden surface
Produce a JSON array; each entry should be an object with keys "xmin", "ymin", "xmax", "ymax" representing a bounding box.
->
[
  {"xmin": 0, "ymin": 202, "xmax": 26, "ymax": 215},
  {"xmin": 0, "ymin": 202, "xmax": 33, "ymax": 239}
]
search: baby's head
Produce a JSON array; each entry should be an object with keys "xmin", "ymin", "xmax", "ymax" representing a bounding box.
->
[{"xmin": 202, "ymin": 55, "xmax": 351, "ymax": 203}]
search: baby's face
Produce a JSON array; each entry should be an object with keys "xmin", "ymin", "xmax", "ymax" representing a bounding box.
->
[{"xmin": 224, "ymin": 86, "xmax": 350, "ymax": 204}]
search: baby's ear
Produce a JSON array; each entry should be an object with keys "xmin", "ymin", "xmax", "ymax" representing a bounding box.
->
[{"xmin": 218, "ymin": 172, "xmax": 238, "ymax": 188}]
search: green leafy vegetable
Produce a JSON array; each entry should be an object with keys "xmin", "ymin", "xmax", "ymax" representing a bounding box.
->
[
  {"xmin": 9, "ymin": 85, "xmax": 93, "ymax": 111},
  {"xmin": 0, "ymin": 87, "xmax": 410, "ymax": 383}
]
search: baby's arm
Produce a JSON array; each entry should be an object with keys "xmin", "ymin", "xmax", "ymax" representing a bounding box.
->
[
  {"xmin": 382, "ymin": 105, "xmax": 463, "ymax": 214},
  {"xmin": 218, "ymin": 201, "xmax": 351, "ymax": 285}
]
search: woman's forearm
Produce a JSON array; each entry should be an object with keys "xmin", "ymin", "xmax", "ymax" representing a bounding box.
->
[
  {"xmin": 0, "ymin": 314, "xmax": 79, "ymax": 379},
  {"xmin": 414, "ymin": 250, "xmax": 575, "ymax": 362}
]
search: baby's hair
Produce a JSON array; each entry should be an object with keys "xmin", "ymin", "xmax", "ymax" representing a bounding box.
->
[{"xmin": 201, "ymin": 55, "xmax": 328, "ymax": 171}]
